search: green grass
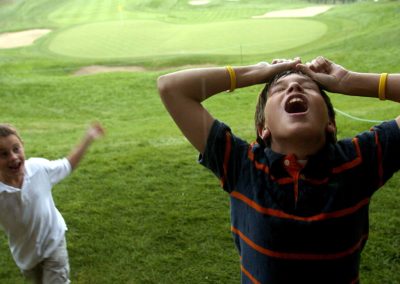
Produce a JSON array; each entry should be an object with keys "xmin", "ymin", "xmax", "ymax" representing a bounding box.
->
[
  {"xmin": 0, "ymin": 0, "xmax": 400, "ymax": 283},
  {"xmin": 47, "ymin": 19, "xmax": 326, "ymax": 59}
]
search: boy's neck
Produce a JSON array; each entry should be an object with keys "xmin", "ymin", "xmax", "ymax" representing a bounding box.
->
[
  {"xmin": 0, "ymin": 174, "xmax": 24, "ymax": 189},
  {"xmin": 270, "ymin": 136, "xmax": 326, "ymax": 160}
]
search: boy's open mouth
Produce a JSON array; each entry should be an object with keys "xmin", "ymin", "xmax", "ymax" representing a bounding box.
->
[
  {"xmin": 9, "ymin": 161, "xmax": 22, "ymax": 172},
  {"xmin": 285, "ymin": 95, "xmax": 308, "ymax": 114}
]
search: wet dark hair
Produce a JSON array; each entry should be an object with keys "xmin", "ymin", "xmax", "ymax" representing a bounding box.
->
[
  {"xmin": 0, "ymin": 124, "xmax": 23, "ymax": 143},
  {"xmin": 254, "ymin": 70, "xmax": 336, "ymax": 147}
]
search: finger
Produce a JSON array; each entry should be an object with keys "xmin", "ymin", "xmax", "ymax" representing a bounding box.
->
[
  {"xmin": 313, "ymin": 56, "xmax": 331, "ymax": 73},
  {"xmin": 295, "ymin": 63, "xmax": 322, "ymax": 82},
  {"xmin": 271, "ymin": 58, "xmax": 301, "ymax": 73},
  {"xmin": 271, "ymin": 58, "xmax": 295, "ymax": 64},
  {"xmin": 96, "ymin": 125, "xmax": 105, "ymax": 136},
  {"xmin": 296, "ymin": 63, "xmax": 313, "ymax": 77},
  {"xmin": 296, "ymin": 63, "xmax": 331, "ymax": 89},
  {"xmin": 272, "ymin": 59, "xmax": 285, "ymax": 64},
  {"xmin": 90, "ymin": 122, "xmax": 105, "ymax": 137},
  {"xmin": 306, "ymin": 62, "xmax": 318, "ymax": 73}
]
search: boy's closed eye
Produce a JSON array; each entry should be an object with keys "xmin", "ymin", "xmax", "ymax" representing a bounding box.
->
[
  {"xmin": 268, "ymin": 84, "xmax": 286, "ymax": 96},
  {"xmin": 0, "ymin": 151, "xmax": 7, "ymax": 158}
]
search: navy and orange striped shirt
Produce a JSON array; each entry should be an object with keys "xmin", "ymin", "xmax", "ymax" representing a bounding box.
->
[{"xmin": 199, "ymin": 119, "xmax": 400, "ymax": 284}]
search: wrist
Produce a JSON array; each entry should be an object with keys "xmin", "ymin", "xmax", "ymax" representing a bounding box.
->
[
  {"xmin": 337, "ymin": 71, "xmax": 379, "ymax": 98},
  {"xmin": 334, "ymin": 70, "xmax": 352, "ymax": 94},
  {"xmin": 240, "ymin": 64, "xmax": 271, "ymax": 87}
]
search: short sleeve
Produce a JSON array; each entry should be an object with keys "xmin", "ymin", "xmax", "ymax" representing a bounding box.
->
[
  {"xmin": 198, "ymin": 120, "xmax": 248, "ymax": 192},
  {"xmin": 356, "ymin": 120, "xmax": 400, "ymax": 189},
  {"xmin": 28, "ymin": 157, "xmax": 72, "ymax": 186}
]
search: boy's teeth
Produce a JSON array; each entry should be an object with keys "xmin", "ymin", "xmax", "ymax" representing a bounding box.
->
[
  {"xmin": 289, "ymin": 98, "xmax": 303, "ymax": 104},
  {"xmin": 285, "ymin": 96, "xmax": 308, "ymax": 113},
  {"xmin": 10, "ymin": 162, "xmax": 20, "ymax": 169}
]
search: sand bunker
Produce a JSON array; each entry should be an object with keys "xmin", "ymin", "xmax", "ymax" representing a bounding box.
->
[
  {"xmin": 189, "ymin": 0, "xmax": 210, "ymax": 5},
  {"xmin": 73, "ymin": 64, "xmax": 215, "ymax": 76},
  {"xmin": 252, "ymin": 5, "xmax": 333, "ymax": 18},
  {"xmin": 73, "ymin": 65, "xmax": 147, "ymax": 76},
  {"xmin": 0, "ymin": 29, "xmax": 51, "ymax": 49}
]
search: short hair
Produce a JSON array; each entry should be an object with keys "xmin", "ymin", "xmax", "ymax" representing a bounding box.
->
[
  {"xmin": 254, "ymin": 70, "xmax": 336, "ymax": 147},
  {"xmin": 0, "ymin": 124, "xmax": 23, "ymax": 143}
]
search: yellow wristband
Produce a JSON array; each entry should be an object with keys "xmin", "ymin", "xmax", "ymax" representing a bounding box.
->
[
  {"xmin": 226, "ymin": 66, "xmax": 236, "ymax": 93},
  {"xmin": 378, "ymin": 73, "xmax": 388, "ymax": 101}
]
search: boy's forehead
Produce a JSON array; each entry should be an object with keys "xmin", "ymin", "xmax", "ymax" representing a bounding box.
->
[
  {"xmin": 0, "ymin": 135, "xmax": 22, "ymax": 146},
  {"xmin": 274, "ymin": 73, "xmax": 314, "ymax": 85}
]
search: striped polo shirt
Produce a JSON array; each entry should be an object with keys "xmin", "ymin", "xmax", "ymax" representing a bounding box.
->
[{"xmin": 199, "ymin": 119, "xmax": 400, "ymax": 284}]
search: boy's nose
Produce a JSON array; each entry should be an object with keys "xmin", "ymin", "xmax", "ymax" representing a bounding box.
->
[
  {"xmin": 287, "ymin": 82, "xmax": 303, "ymax": 93},
  {"xmin": 9, "ymin": 152, "xmax": 19, "ymax": 161}
]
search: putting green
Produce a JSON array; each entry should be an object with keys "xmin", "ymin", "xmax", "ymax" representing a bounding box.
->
[{"xmin": 47, "ymin": 19, "xmax": 327, "ymax": 59}]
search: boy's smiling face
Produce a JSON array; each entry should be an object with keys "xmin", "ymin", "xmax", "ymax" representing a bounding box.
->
[
  {"xmin": 262, "ymin": 73, "xmax": 335, "ymax": 150},
  {"xmin": 0, "ymin": 135, "xmax": 25, "ymax": 184}
]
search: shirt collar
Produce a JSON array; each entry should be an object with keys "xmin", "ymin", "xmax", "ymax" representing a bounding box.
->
[{"xmin": 264, "ymin": 143, "xmax": 334, "ymax": 176}]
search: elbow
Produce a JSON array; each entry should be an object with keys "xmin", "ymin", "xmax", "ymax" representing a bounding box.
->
[
  {"xmin": 67, "ymin": 157, "xmax": 77, "ymax": 171},
  {"xmin": 157, "ymin": 74, "xmax": 172, "ymax": 99}
]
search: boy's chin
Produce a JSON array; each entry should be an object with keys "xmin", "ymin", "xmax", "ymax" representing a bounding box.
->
[{"xmin": 274, "ymin": 128, "xmax": 326, "ymax": 142}]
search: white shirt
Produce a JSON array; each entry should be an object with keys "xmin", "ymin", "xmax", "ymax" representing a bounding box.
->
[{"xmin": 0, "ymin": 157, "xmax": 71, "ymax": 270}]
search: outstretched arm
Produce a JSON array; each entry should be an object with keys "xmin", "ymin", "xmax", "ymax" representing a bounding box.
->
[
  {"xmin": 157, "ymin": 59, "xmax": 301, "ymax": 153},
  {"xmin": 67, "ymin": 122, "xmax": 105, "ymax": 170},
  {"xmin": 297, "ymin": 56, "xmax": 400, "ymax": 125}
]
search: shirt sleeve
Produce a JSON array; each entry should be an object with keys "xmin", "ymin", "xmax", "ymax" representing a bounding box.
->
[
  {"xmin": 198, "ymin": 120, "xmax": 248, "ymax": 193},
  {"xmin": 35, "ymin": 157, "xmax": 72, "ymax": 186},
  {"xmin": 356, "ymin": 120, "xmax": 400, "ymax": 190}
]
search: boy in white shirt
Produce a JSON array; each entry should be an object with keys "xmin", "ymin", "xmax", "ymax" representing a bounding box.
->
[{"xmin": 0, "ymin": 122, "xmax": 105, "ymax": 284}]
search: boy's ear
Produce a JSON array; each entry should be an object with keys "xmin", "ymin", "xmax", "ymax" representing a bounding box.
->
[
  {"xmin": 326, "ymin": 121, "xmax": 336, "ymax": 135},
  {"xmin": 258, "ymin": 126, "xmax": 271, "ymax": 141}
]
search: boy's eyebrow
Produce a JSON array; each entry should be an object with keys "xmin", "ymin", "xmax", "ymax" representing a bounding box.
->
[
  {"xmin": 0, "ymin": 142, "xmax": 21, "ymax": 149},
  {"xmin": 271, "ymin": 75, "xmax": 317, "ymax": 89},
  {"xmin": 277, "ymin": 75, "xmax": 313, "ymax": 84}
]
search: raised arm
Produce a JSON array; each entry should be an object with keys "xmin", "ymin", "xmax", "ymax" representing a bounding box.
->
[
  {"xmin": 157, "ymin": 60, "xmax": 301, "ymax": 153},
  {"xmin": 297, "ymin": 56, "xmax": 400, "ymax": 125},
  {"xmin": 67, "ymin": 122, "xmax": 105, "ymax": 170}
]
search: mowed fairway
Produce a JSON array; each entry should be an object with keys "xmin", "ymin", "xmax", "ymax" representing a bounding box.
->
[
  {"xmin": 0, "ymin": 0, "xmax": 400, "ymax": 283},
  {"xmin": 47, "ymin": 19, "xmax": 326, "ymax": 58}
]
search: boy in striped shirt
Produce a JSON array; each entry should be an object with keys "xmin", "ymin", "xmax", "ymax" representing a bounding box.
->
[{"xmin": 157, "ymin": 57, "xmax": 400, "ymax": 283}]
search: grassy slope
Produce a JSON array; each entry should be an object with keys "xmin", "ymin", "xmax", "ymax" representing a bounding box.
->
[{"xmin": 0, "ymin": 1, "xmax": 399, "ymax": 283}]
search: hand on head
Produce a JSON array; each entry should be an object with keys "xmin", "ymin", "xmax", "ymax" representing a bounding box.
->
[
  {"xmin": 271, "ymin": 57, "xmax": 301, "ymax": 65},
  {"xmin": 295, "ymin": 56, "xmax": 349, "ymax": 93},
  {"xmin": 270, "ymin": 57, "xmax": 302, "ymax": 74},
  {"xmin": 265, "ymin": 56, "xmax": 349, "ymax": 93},
  {"xmin": 257, "ymin": 57, "xmax": 302, "ymax": 84}
]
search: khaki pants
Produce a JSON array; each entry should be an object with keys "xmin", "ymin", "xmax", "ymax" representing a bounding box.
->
[{"xmin": 21, "ymin": 238, "xmax": 70, "ymax": 284}]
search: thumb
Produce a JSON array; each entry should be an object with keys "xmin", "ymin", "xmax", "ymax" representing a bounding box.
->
[
  {"xmin": 296, "ymin": 63, "xmax": 315, "ymax": 78},
  {"xmin": 270, "ymin": 58, "xmax": 301, "ymax": 74},
  {"xmin": 296, "ymin": 63, "xmax": 326, "ymax": 84}
]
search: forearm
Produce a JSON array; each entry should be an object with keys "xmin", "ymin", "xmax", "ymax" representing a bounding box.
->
[
  {"xmin": 337, "ymin": 72, "xmax": 400, "ymax": 102},
  {"xmin": 67, "ymin": 135, "xmax": 94, "ymax": 170},
  {"xmin": 157, "ymin": 64, "xmax": 269, "ymax": 103}
]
